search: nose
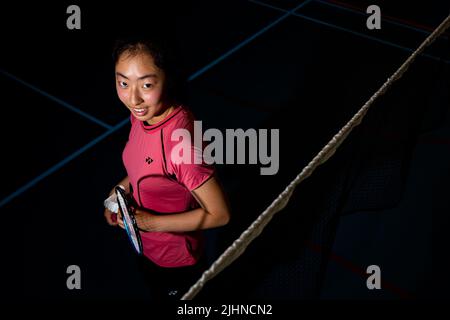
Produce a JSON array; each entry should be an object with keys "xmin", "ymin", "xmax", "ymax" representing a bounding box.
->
[{"xmin": 130, "ymin": 87, "xmax": 144, "ymax": 107}]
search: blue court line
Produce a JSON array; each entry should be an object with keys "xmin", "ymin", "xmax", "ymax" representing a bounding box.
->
[
  {"xmin": 0, "ymin": 0, "xmax": 312, "ymax": 208},
  {"xmin": 0, "ymin": 117, "xmax": 129, "ymax": 208},
  {"xmin": 188, "ymin": 0, "xmax": 314, "ymax": 81},
  {"xmin": 315, "ymin": 0, "xmax": 449, "ymax": 40},
  {"xmin": 248, "ymin": 0, "xmax": 450, "ymax": 64},
  {"xmin": 0, "ymin": 69, "xmax": 113, "ymax": 130}
]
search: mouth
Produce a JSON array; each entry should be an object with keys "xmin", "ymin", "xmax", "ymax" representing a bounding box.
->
[{"xmin": 131, "ymin": 107, "xmax": 149, "ymax": 117}]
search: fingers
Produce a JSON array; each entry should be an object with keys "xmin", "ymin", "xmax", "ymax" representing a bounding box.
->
[
  {"xmin": 133, "ymin": 209, "xmax": 152, "ymax": 232},
  {"xmin": 117, "ymin": 215, "xmax": 125, "ymax": 230},
  {"xmin": 104, "ymin": 210, "xmax": 118, "ymax": 226},
  {"xmin": 104, "ymin": 209, "xmax": 125, "ymax": 229}
]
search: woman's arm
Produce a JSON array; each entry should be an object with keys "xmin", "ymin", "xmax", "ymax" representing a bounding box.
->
[{"xmin": 131, "ymin": 176, "xmax": 230, "ymax": 233}]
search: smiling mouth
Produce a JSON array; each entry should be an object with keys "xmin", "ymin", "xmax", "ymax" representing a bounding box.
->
[{"xmin": 132, "ymin": 108, "xmax": 149, "ymax": 116}]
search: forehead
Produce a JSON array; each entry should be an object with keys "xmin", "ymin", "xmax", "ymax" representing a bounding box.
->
[{"xmin": 115, "ymin": 51, "xmax": 162, "ymax": 76}]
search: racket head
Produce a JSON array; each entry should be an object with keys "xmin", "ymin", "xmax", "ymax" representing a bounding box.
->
[{"xmin": 115, "ymin": 186, "xmax": 143, "ymax": 255}]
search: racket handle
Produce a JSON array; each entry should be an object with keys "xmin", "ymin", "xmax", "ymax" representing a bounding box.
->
[
  {"xmin": 103, "ymin": 185, "xmax": 126, "ymax": 213},
  {"xmin": 104, "ymin": 193, "xmax": 119, "ymax": 213}
]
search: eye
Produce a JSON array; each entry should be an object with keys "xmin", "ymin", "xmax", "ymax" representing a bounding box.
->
[
  {"xmin": 143, "ymin": 83, "xmax": 153, "ymax": 89},
  {"xmin": 118, "ymin": 81, "xmax": 128, "ymax": 88}
]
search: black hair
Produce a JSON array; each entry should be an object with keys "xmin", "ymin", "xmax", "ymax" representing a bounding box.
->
[{"xmin": 112, "ymin": 35, "xmax": 188, "ymax": 104}]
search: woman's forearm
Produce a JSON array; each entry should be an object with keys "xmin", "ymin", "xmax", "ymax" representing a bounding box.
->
[
  {"xmin": 132, "ymin": 177, "xmax": 231, "ymax": 233},
  {"xmin": 138, "ymin": 207, "xmax": 229, "ymax": 233}
]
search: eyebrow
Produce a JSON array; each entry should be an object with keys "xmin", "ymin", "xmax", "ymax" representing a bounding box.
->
[{"xmin": 116, "ymin": 72, "xmax": 158, "ymax": 80}]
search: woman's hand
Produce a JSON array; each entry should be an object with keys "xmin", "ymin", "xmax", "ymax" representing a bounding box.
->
[
  {"xmin": 104, "ymin": 177, "xmax": 130, "ymax": 226},
  {"xmin": 116, "ymin": 212, "xmax": 125, "ymax": 229},
  {"xmin": 133, "ymin": 208, "xmax": 155, "ymax": 232},
  {"xmin": 113, "ymin": 205, "xmax": 152, "ymax": 231},
  {"xmin": 104, "ymin": 184, "xmax": 127, "ymax": 227},
  {"xmin": 104, "ymin": 207, "xmax": 119, "ymax": 226}
]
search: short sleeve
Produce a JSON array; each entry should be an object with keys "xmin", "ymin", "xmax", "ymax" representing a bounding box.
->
[
  {"xmin": 172, "ymin": 143, "xmax": 215, "ymax": 191},
  {"xmin": 166, "ymin": 112, "xmax": 215, "ymax": 191}
]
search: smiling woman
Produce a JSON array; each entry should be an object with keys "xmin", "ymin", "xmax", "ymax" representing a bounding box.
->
[
  {"xmin": 115, "ymin": 52, "xmax": 171, "ymax": 123},
  {"xmin": 103, "ymin": 36, "xmax": 231, "ymax": 300}
]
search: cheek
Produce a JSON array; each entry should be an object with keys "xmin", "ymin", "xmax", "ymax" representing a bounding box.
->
[
  {"xmin": 117, "ymin": 89, "xmax": 129, "ymax": 103},
  {"xmin": 142, "ymin": 89, "xmax": 163, "ymax": 104}
]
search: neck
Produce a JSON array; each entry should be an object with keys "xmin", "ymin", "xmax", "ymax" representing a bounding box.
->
[{"xmin": 146, "ymin": 104, "xmax": 175, "ymax": 125}]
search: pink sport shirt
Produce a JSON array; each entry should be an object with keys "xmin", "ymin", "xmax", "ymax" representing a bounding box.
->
[{"xmin": 122, "ymin": 105, "xmax": 214, "ymax": 267}]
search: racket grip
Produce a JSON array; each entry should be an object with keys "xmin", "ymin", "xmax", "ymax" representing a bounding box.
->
[
  {"xmin": 104, "ymin": 193, "xmax": 118, "ymax": 213},
  {"xmin": 103, "ymin": 185, "xmax": 126, "ymax": 213}
]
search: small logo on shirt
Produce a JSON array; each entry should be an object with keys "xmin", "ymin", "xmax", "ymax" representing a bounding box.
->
[{"xmin": 145, "ymin": 156, "xmax": 153, "ymax": 164}]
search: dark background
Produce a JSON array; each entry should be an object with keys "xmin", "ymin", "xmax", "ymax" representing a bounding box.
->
[{"xmin": 0, "ymin": 0, "xmax": 449, "ymax": 303}]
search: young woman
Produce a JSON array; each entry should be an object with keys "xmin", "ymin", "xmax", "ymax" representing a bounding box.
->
[{"xmin": 103, "ymin": 37, "xmax": 230, "ymax": 300}]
